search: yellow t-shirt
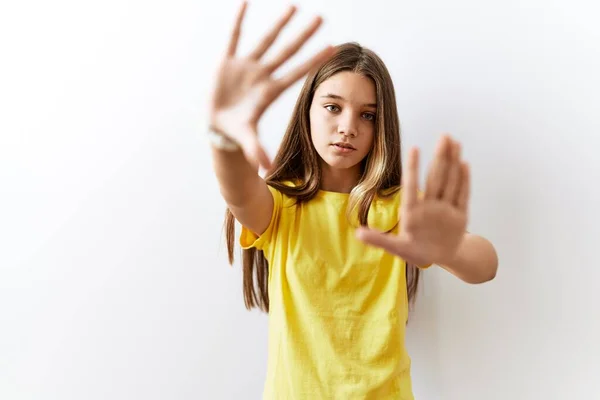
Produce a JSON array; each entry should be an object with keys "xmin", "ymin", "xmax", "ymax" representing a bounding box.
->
[{"xmin": 240, "ymin": 184, "xmax": 429, "ymax": 400}]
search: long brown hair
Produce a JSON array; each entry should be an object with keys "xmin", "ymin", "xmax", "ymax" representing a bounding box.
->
[{"xmin": 224, "ymin": 42, "xmax": 420, "ymax": 313}]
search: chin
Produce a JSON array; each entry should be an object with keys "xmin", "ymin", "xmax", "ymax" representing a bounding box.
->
[
  {"xmin": 315, "ymin": 144, "xmax": 368, "ymax": 170},
  {"xmin": 321, "ymin": 155, "xmax": 363, "ymax": 170}
]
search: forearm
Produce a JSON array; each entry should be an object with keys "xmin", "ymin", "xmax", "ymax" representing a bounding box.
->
[
  {"xmin": 438, "ymin": 233, "xmax": 498, "ymax": 284},
  {"xmin": 211, "ymin": 146, "xmax": 261, "ymax": 208}
]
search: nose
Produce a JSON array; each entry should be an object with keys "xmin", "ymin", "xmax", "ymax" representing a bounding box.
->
[{"xmin": 337, "ymin": 112, "xmax": 358, "ymax": 138}]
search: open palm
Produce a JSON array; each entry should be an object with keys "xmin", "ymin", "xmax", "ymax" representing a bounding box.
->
[
  {"xmin": 357, "ymin": 135, "xmax": 470, "ymax": 267},
  {"xmin": 209, "ymin": 3, "xmax": 335, "ymax": 171}
]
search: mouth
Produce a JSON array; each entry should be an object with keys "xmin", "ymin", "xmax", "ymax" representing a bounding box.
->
[{"xmin": 331, "ymin": 142, "xmax": 356, "ymax": 151}]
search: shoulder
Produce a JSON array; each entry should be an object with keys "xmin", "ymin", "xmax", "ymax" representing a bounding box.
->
[
  {"xmin": 368, "ymin": 186, "xmax": 423, "ymax": 232},
  {"xmin": 372, "ymin": 186, "xmax": 424, "ymax": 208},
  {"xmin": 265, "ymin": 180, "xmax": 300, "ymax": 208},
  {"xmin": 371, "ymin": 186, "xmax": 402, "ymax": 209},
  {"xmin": 367, "ymin": 186, "xmax": 426, "ymax": 231}
]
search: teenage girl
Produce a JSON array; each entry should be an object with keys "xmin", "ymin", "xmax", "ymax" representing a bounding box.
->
[{"xmin": 207, "ymin": 3, "xmax": 499, "ymax": 399}]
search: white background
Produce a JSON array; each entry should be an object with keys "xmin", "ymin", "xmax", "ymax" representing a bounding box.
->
[{"xmin": 1, "ymin": 0, "xmax": 599, "ymax": 399}]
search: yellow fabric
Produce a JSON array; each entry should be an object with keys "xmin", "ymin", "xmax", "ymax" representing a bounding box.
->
[{"xmin": 240, "ymin": 184, "xmax": 431, "ymax": 400}]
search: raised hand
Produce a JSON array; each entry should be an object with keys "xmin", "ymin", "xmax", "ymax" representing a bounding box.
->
[
  {"xmin": 356, "ymin": 135, "xmax": 470, "ymax": 267},
  {"xmin": 208, "ymin": 2, "xmax": 335, "ymax": 171}
]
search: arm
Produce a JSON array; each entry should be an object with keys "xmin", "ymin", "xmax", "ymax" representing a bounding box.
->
[
  {"xmin": 207, "ymin": 2, "xmax": 334, "ymax": 234},
  {"xmin": 209, "ymin": 2, "xmax": 334, "ymax": 235},
  {"xmin": 437, "ymin": 233, "xmax": 498, "ymax": 284},
  {"xmin": 356, "ymin": 135, "xmax": 499, "ymax": 285},
  {"xmin": 210, "ymin": 145, "xmax": 272, "ymax": 236}
]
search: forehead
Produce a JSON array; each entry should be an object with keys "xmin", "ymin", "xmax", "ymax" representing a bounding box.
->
[{"xmin": 314, "ymin": 71, "xmax": 376, "ymax": 103}]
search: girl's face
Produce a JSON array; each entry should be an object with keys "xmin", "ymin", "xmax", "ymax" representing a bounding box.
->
[{"xmin": 309, "ymin": 71, "xmax": 377, "ymax": 172}]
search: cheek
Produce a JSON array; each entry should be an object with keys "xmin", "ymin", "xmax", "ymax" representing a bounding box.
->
[
  {"xmin": 361, "ymin": 127, "xmax": 375, "ymax": 149},
  {"xmin": 310, "ymin": 115, "xmax": 331, "ymax": 144}
]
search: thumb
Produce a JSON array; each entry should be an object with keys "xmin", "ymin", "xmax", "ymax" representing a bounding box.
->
[{"xmin": 356, "ymin": 227, "xmax": 412, "ymax": 257}]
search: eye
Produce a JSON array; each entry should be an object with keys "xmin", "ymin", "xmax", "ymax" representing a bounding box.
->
[
  {"xmin": 325, "ymin": 104, "xmax": 340, "ymax": 113},
  {"xmin": 363, "ymin": 113, "xmax": 376, "ymax": 122}
]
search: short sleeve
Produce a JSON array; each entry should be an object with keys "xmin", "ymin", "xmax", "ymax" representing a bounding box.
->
[{"xmin": 239, "ymin": 184, "xmax": 282, "ymax": 251}]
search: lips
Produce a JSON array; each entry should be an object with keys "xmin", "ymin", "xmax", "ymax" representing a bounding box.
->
[{"xmin": 332, "ymin": 142, "xmax": 356, "ymax": 150}]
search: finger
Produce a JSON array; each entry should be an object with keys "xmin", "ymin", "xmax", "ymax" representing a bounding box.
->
[
  {"xmin": 238, "ymin": 128, "xmax": 272, "ymax": 171},
  {"xmin": 424, "ymin": 134, "xmax": 452, "ymax": 200},
  {"xmin": 402, "ymin": 146, "xmax": 420, "ymax": 210},
  {"xmin": 226, "ymin": 1, "xmax": 248, "ymax": 57},
  {"xmin": 264, "ymin": 16, "xmax": 324, "ymax": 74},
  {"xmin": 276, "ymin": 45, "xmax": 335, "ymax": 90},
  {"xmin": 248, "ymin": 5, "xmax": 297, "ymax": 60},
  {"xmin": 254, "ymin": 142, "xmax": 272, "ymax": 172},
  {"xmin": 456, "ymin": 161, "xmax": 470, "ymax": 211},
  {"xmin": 442, "ymin": 140, "xmax": 462, "ymax": 204},
  {"xmin": 356, "ymin": 228, "xmax": 411, "ymax": 257}
]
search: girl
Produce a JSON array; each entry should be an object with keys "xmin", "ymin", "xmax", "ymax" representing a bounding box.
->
[{"xmin": 208, "ymin": 3, "xmax": 498, "ymax": 399}]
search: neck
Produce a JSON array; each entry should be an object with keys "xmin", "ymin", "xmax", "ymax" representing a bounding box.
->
[{"xmin": 320, "ymin": 163, "xmax": 361, "ymax": 193}]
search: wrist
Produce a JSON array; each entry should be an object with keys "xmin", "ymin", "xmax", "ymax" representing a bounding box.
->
[
  {"xmin": 436, "ymin": 232, "xmax": 467, "ymax": 268},
  {"xmin": 206, "ymin": 124, "xmax": 240, "ymax": 152}
]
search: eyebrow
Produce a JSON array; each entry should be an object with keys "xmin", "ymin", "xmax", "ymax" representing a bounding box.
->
[{"xmin": 320, "ymin": 93, "xmax": 377, "ymax": 109}]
